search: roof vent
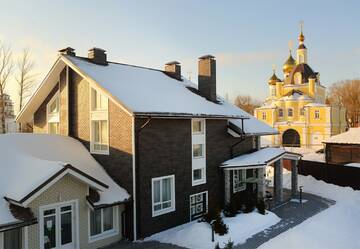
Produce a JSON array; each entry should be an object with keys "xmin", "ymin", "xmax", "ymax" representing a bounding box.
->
[
  {"xmin": 164, "ymin": 61, "xmax": 181, "ymax": 80},
  {"xmin": 88, "ymin": 47, "xmax": 108, "ymax": 66},
  {"xmin": 58, "ymin": 47, "xmax": 75, "ymax": 56}
]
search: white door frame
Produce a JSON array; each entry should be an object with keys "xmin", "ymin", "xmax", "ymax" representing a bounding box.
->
[{"xmin": 39, "ymin": 200, "xmax": 79, "ymax": 249}]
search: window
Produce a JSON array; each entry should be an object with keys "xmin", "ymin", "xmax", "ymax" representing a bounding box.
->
[
  {"xmin": 288, "ymin": 108, "xmax": 293, "ymax": 117},
  {"xmin": 193, "ymin": 144, "xmax": 204, "ymax": 158},
  {"xmin": 2, "ymin": 228, "xmax": 22, "ymax": 249},
  {"xmin": 152, "ymin": 175, "xmax": 175, "ymax": 217},
  {"xmin": 278, "ymin": 109, "xmax": 283, "ymax": 117},
  {"xmin": 192, "ymin": 119, "xmax": 204, "ymax": 134},
  {"xmin": 90, "ymin": 87, "xmax": 109, "ymax": 154},
  {"xmin": 90, "ymin": 207, "xmax": 115, "ymax": 239},
  {"xmin": 271, "ymin": 87, "xmax": 276, "ymax": 96},
  {"xmin": 233, "ymin": 169, "xmax": 246, "ymax": 193},
  {"xmin": 47, "ymin": 92, "xmax": 60, "ymax": 135},
  {"xmin": 91, "ymin": 88, "xmax": 108, "ymax": 111},
  {"xmin": 300, "ymin": 107, "xmax": 305, "ymax": 116},
  {"xmin": 192, "ymin": 119, "xmax": 206, "ymax": 186},
  {"xmin": 315, "ymin": 110, "xmax": 320, "ymax": 119},
  {"xmin": 190, "ymin": 192, "xmax": 208, "ymax": 220},
  {"xmin": 262, "ymin": 112, "xmax": 266, "ymax": 120}
]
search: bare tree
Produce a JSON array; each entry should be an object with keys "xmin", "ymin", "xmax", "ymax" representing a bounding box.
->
[
  {"xmin": 327, "ymin": 79, "xmax": 360, "ymax": 127},
  {"xmin": 0, "ymin": 43, "xmax": 13, "ymax": 133},
  {"xmin": 16, "ymin": 48, "xmax": 35, "ymax": 111},
  {"xmin": 234, "ymin": 95, "xmax": 262, "ymax": 115}
]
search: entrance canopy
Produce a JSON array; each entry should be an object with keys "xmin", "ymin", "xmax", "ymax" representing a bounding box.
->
[{"xmin": 220, "ymin": 147, "xmax": 301, "ymax": 170}]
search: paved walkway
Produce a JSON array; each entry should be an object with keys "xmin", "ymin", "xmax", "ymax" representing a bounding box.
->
[
  {"xmin": 104, "ymin": 190, "xmax": 335, "ymax": 249},
  {"xmin": 234, "ymin": 191, "xmax": 335, "ymax": 249}
]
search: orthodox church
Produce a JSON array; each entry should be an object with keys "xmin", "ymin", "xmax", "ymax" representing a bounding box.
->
[{"xmin": 255, "ymin": 26, "xmax": 347, "ymax": 148}]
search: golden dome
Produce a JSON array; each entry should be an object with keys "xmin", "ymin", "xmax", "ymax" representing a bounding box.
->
[
  {"xmin": 283, "ymin": 52, "xmax": 296, "ymax": 73},
  {"xmin": 268, "ymin": 71, "xmax": 279, "ymax": 85},
  {"xmin": 298, "ymin": 31, "xmax": 305, "ymax": 42}
]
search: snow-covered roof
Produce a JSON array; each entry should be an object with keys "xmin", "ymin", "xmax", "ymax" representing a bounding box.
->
[
  {"xmin": 63, "ymin": 55, "xmax": 247, "ymax": 119},
  {"xmin": 304, "ymin": 103, "xmax": 328, "ymax": 107},
  {"xmin": 345, "ymin": 163, "xmax": 360, "ymax": 168},
  {"xmin": 323, "ymin": 128, "xmax": 360, "ymax": 144},
  {"xmin": 0, "ymin": 134, "xmax": 130, "ymax": 227},
  {"xmin": 229, "ymin": 118, "xmax": 278, "ymax": 136},
  {"xmin": 220, "ymin": 147, "xmax": 287, "ymax": 169}
]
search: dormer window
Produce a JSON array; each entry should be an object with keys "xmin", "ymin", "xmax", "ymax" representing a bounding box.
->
[
  {"xmin": 47, "ymin": 91, "xmax": 60, "ymax": 134},
  {"xmin": 90, "ymin": 87, "xmax": 109, "ymax": 155}
]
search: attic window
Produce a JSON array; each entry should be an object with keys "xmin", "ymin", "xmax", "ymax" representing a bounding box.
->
[
  {"xmin": 47, "ymin": 91, "xmax": 60, "ymax": 135},
  {"xmin": 90, "ymin": 87, "xmax": 109, "ymax": 155}
]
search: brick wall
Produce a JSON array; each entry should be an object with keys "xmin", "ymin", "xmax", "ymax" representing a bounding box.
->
[{"xmin": 135, "ymin": 118, "xmax": 254, "ymax": 238}]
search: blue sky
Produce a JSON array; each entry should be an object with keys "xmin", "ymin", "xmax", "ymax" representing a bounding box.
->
[{"xmin": 1, "ymin": 0, "xmax": 359, "ymax": 107}]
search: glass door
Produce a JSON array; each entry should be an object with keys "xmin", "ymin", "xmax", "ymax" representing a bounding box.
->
[{"xmin": 42, "ymin": 202, "xmax": 76, "ymax": 249}]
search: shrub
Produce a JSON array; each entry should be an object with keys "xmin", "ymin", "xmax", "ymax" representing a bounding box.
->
[
  {"xmin": 224, "ymin": 194, "xmax": 241, "ymax": 217},
  {"xmin": 213, "ymin": 215, "xmax": 229, "ymax": 235},
  {"xmin": 243, "ymin": 193, "xmax": 256, "ymax": 213},
  {"xmin": 214, "ymin": 242, "xmax": 221, "ymax": 249},
  {"xmin": 203, "ymin": 207, "xmax": 220, "ymax": 223},
  {"xmin": 223, "ymin": 239, "xmax": 234, "ymax": 249},
  {"xmin": 256, "ymin": 198, "xmax": 266, "ymax": 215}
]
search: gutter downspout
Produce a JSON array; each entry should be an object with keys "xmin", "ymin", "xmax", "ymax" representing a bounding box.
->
[{"xmin": 133, "ymin": 117, "xmax": 152, "ymax": 240}]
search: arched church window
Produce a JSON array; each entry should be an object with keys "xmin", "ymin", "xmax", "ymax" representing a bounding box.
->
[
  {"xmin": 288, "ymin": 108, "xmax": 293, "ymax": 117},
  {"xmin": 300, "ymin": 107, "xmax": 305, "ymax": 116},
  {"xmin": 279, "ymin": 108, "xmax": 283, "ymax": 117}
]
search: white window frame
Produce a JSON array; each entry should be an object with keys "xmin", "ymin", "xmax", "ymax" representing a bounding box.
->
[
  {"xmin": 88, "ymin": 206, "xmax": 119, "ymax": 243},
  {"xmin": 90, "ymin": 86, "xmax": 109, "ymax": 155},
  {"xmin": 189, "ymin": 191, "xmax": 208, "ymax": 221},
  {"xmin": 233, "ymin": 169, "xmax": 246, "ymax": 193},
  {"xmin": 288, "ymin": 108, "xmax": 293, "ymax": 117},
  {"xmin": 151, "ymin": 175, "xmax": 176, "ymax": 217},
  {"xmin": 191, "ymin": 119, "xmax": 206, "ymax": 186},
  {"xmin": 46, "ymin": 91, "xmax": 60, "ymax": 135},
  {"xmin": 314, "ymin": 110, "xmax": 320, "ymax": 119},
  {"xmin": 39, "ymin": 200, "xmax": 80, "ymax": 249}
]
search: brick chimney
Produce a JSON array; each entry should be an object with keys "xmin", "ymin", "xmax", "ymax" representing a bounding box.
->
[
  {"xmin": 58, "ymin": 47, "xmax": 75, "ymax": 56},
  {"xmin": 164, "ymin": 61, "xmax": 181, "ymax": 80},
  {"xmin": 88, "ymin": 47, "xmax": 108, "ymax": 65},
  {"xmin": 198, "ymin": 55, "xmax": 216, "ymax": 102}
]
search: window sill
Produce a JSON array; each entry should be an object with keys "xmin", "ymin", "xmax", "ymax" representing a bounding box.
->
[
  {"xmin": 192, "ymin": 179, "xmax": 206, "ymax": 186},
  {"xmin": 90, "ymin": 149, "xmax": 110, "ymax": 155},
  {"xmin": 152, "ymin": 207, "xmax": 175, "ymax": 217},
  {"xmin": 89, "ymin": 229, "xmax": 119, "ymax": 243}
]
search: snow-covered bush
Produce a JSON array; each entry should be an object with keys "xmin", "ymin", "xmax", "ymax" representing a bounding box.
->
[{"xmin": 223, "ymin": 239, "xmax": 234, "ymax": 249}]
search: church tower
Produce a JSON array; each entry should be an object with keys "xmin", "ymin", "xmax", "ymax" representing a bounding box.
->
[{"xmin": 296, "ymin": 23, "xmax": 307, "ymax": 64}]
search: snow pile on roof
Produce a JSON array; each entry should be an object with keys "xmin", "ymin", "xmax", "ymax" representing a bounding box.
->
[
  {"xmin": 304, "ymin": 103, "xmax": 328, "ymax": 107},
  {"xmin": 0, "ymin": 134, "xmax": 130, "ymax": 226},
  {"xmin": 221, "ymin": 148, "xmax": 286, "ymax": 168},
  {"xmin": 284, "ymin": 147, "xmax": 325, "ymax": 162},
  {"xmin": 145, "ymin": 210, "xmax": 280, "ymax": 249},
  {"xmin": 323, "ymin": 128, "xmax": 360, "ymax": 144},
  {"xmin": 280, "ymin": 92, "xmax": 311, "ymax": 101},
  {"xmin": 345, "ymin": 163, "xmax": 360, "ymax": 168},
  {"xmin": 64, "ymin": 55, "xmax": 246, "ymax": 118},
  {"xmin": 230, "ymin": 118, "xmax": 277, "ymax": 136},
  {"xmin": 260, "ymin": 168, "xmax": 360, "ymax": 249}
]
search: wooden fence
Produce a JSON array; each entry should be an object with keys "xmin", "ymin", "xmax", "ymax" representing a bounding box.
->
[{"xmin": 297, "ymin": 160, "xmax": 360, "ymax": 190}]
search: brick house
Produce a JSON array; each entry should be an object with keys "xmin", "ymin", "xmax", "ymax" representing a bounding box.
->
[{"xmin": 13, "ymin": 47, "xmax": 300, "ymax": 247}]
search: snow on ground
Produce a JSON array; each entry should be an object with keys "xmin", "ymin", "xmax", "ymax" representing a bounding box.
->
[
  {"xmin": 259, "ymin": 168, "xmax": 360, "ymax": 249},
  {"xmin": 144, "ymin": 211, "xmax": 280, "ymax": 249}
]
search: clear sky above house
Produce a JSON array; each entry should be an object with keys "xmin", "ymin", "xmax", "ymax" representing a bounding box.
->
[{"xmin": 1, "ymin": 0, "xmax": 359, "ymax": 113}]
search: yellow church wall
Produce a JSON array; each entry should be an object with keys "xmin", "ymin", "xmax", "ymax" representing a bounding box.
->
[{"xmin": 307, "ymin": 106, "xmax": 328, "ymax": 125}]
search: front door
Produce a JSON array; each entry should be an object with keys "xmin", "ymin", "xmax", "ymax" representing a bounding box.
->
[{"xmin": 41, "ymin": 201, "xmax": 76, "ymax": 249}]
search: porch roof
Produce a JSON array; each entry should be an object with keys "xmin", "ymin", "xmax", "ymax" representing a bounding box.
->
[{"xmin": 220, "ymin": 147, "xmax": 293, "ymax": 169}]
